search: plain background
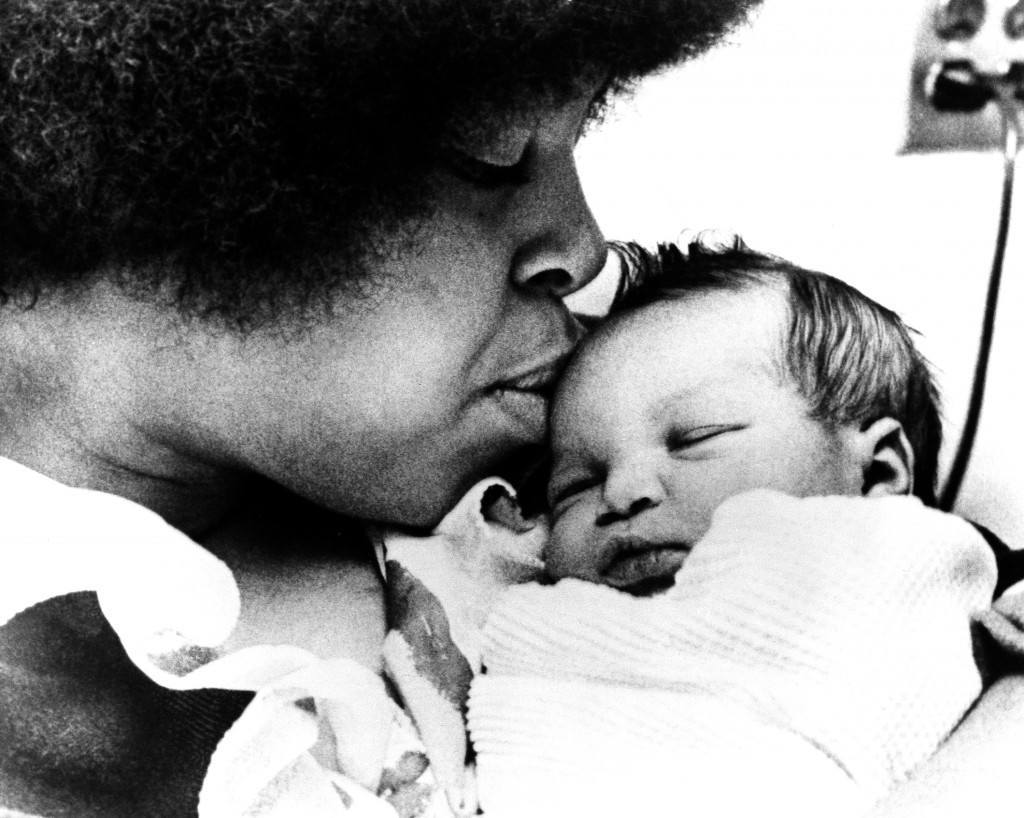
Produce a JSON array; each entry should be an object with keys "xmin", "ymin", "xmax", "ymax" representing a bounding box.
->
[{"xmin": 571, "ymin": 0, "xmax": 1024, "ymax": 546}]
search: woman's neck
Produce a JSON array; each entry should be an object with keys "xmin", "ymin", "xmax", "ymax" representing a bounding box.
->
[{"xmin": 0, "ymin": 286, "xmax": 247, "ymax": 537}]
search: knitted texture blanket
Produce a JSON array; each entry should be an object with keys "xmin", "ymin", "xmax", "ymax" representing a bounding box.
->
[
  {"xmin": 468, "ymin": 490, "xmax": 998, "ymax": 818},
  {"xmin": 6, "ymin": 454, "xmax": 1019, "ymax": 818}
]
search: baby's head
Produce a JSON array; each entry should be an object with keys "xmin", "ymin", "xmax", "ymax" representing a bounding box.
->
[{"xmin": 546, "ymin": 239, "xmax": 941, "ymax": 594}]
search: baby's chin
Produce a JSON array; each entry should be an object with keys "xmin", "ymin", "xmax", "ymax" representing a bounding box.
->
[
  {"xmin": 597, "ymin": 536, "xmax": 691, "ymax": 595},
  {"xmin": 614, "ymin": 572, "xmax": 679, "ymax": 597},
  {"xmin": 544, "ymin": 565, "xmax": 680, "ymax": 597}
]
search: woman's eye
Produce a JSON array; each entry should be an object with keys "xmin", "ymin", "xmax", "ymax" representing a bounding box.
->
[{"xmin": 442, "ymin": 147, "xmax": 529, "ymax": 189}]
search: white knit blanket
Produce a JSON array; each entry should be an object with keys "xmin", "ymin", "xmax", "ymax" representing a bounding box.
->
[
  {"xmin": 4, "ymin": 455, "xmax": 1006, "ymax": 818},
  {"xmin": 468, "ymin": 490, "xmax": 998, "ymax": 818}
]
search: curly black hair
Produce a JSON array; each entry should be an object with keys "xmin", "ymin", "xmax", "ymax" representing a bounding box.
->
[{"xmin": 0, "ymin": 0, "xmax": 759, "ymax": 325}]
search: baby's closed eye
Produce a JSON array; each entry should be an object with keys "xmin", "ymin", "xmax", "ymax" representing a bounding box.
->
[
  {"xmin": 548, "ymin": 473, "xmax": 601, "ymax": 513},
  {"xmin": 665, "ymin": 424, "xmax": 745, "ymax": 456}
]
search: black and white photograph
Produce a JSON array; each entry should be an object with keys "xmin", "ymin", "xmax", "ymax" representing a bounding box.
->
[{"xmin": 2, "ymin": 1, "xmax": 1023, "ymax": 816}]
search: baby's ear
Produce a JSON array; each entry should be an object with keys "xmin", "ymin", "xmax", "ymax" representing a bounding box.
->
[{"xmin": 856, "ymin": 417, "xmax": 915, "ymax": 498}]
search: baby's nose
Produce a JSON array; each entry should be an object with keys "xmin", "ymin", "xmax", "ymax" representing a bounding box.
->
[
  {"xmin": 597, "ymin": 465, "xmax": 664, "ymax": 526},
  {"xmin": 595, "ymin": 496, "xmax": 658, "ymax": 527}
]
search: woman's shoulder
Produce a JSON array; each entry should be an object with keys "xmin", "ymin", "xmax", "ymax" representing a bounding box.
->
[
  {"xmin": 0, "ymin": 591, "xmax": 251, "ymax": 817},
  {"xmin": 0, "ymin": 463, "xmax": 385, "ymax": 814}
]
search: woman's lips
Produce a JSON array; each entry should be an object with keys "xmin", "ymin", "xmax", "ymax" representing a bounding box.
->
[
  {"xmin": 490, "ymin": 386, "xmax": 550, "ymax": 441},
  {"xmin": 600, "ymin": 536, "xmax": 691, "ymax": 596},
  {"xmin": 489, "ymin": 354, "xmax": 569, "ymax": 441}
]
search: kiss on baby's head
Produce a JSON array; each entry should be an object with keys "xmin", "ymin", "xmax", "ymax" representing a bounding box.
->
[{"xmin": 545, "ymin": 238, "xmax": 942, "ymax": 595}]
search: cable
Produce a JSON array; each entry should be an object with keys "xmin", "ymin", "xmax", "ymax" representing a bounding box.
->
[{"xmin": 939, "ymin": 94, "xmax": 1020, "ymax": 510}]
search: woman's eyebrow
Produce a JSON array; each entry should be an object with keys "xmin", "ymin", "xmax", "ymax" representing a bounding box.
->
[{"xmin": 448, "ymin": 119, "xmax": 533, "ymax": 160}]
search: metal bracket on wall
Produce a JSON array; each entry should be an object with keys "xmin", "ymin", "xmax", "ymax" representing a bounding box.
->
[{"xmin": 904, "ymin": 0, "xmax": 1024, "ymax": 152}]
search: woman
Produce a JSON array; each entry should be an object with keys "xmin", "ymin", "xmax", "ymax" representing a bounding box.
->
[
  {"xmin": 1, "ymin": 2, "xmax": 1021, "ymax": 816},
  {"xmin": 0, "ymin": 1, "xmax": 760, "ymax": 815}
]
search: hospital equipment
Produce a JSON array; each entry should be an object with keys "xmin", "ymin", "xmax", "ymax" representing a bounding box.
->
[{"xmin": 905, "ymin": 0, "xmax": 1024, "ymax": 509}]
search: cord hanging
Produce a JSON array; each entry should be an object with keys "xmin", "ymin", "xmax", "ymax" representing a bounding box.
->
[{"xmin": 939, "ymin": 93, "xmax": 1020, "ymax": 510}]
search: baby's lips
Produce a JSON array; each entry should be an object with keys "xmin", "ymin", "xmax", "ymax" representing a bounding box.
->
[{"xmin": 599, "ymin": 538, "xmax": 691, "ymax": 594}]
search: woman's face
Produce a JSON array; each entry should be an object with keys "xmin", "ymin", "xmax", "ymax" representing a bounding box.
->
[{"xmin": 225, "ymin": 85, "xmax": 606, "ymax": 527}]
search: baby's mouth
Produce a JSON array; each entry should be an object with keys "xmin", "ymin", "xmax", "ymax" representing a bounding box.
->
[{"xmin": 600, "ymin": 536, "xmax": 691, "ymax": 596}]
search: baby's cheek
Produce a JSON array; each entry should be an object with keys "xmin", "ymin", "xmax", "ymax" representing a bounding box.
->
[{"xmin": 544, "ymin": 510, "xmax": 594, "ymax": 580}]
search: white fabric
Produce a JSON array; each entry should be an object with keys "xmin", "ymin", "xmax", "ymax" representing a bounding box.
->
[
  {"xmin": 469, "ymin": 490, "xmax": 998, "ymax": 818},
  {"xmin": 379, "ymin": 477, "xmax": 546, "ymax": 815},
  {"xmin": 4, "ymin": 457, "xmax": 1004, "ymax": 818},
  {"xmin": 0, "ymin": 456, "xmax": 425, "ymax": 818},
  {"xmin": 380, "ymin": 477, "xmax": 546, "ymax": 675}
]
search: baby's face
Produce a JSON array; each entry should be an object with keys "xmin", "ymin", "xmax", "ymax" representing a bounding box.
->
[{"xmin": 546, "ymin": 287, "xmax": 864, "ymax": 595}]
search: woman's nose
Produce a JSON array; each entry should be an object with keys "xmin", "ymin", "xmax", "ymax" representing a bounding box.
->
[
  {"xmin": 511, "ymin": 157, "xmax": 606, "ymax": 299},
  {"xmin": 595, "ymin": 463, "xmax": 664, "ymax": 527}
]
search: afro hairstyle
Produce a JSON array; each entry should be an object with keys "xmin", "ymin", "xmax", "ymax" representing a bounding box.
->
[{"xmin": 0, "ymin": 0, "xmax": 760, "ymax": 326}]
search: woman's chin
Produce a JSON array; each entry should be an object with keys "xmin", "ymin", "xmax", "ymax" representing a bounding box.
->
[
  {"xmin": 307, "ymin": 411, "xmax": 548, "ymax": 530},
  {"xmin": 486, "ymin": 386, "xmax": 550, "ymax": 445}
]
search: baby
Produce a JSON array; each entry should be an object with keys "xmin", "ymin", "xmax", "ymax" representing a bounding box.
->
[
  {"xmin": 385, "ymin": 239, "xmax": 1023, "ymax": 818},
  {"xmin": 544, "ymin": 238, "xmax": 940, "ymax": 594},
  {"xmin": 466, "ymin": 240, "xmax": 1012, "ymax": 817}
]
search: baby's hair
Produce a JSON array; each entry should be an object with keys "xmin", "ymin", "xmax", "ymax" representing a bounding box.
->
[{"xmin": 608, "ymin": 238, "xmax": 943, "ymax": 506}]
